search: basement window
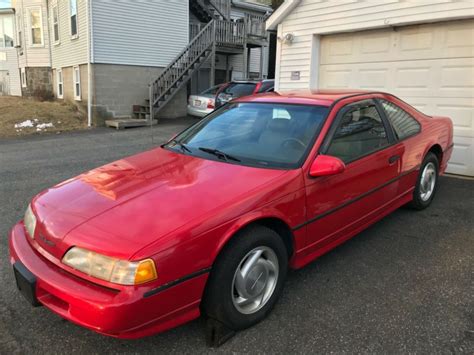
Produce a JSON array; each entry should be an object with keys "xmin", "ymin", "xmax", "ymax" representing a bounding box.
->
[
  {"xmin": 57, "ymin": 69, "xmax": 63, "ymax": 98},
  {"xmin": 73, "ymin": 66, "xmax": 81, "ymax": 100},
  {"xmin": 70, "ymin": 0, "xmax": 78, "ymax": 38},
  {"xmin": 21, "ymin": 68, "xmax": 26, "ymax": 88}
]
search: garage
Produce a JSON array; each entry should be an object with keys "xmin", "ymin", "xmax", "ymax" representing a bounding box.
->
[{"xmin": 318, "ymin": 20, "xmax": 474, "ymax": 176}]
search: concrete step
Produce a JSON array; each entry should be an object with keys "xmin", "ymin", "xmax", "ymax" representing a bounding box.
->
[{"xmin": 105, "ymin": 118, "xmax": 157, "ymax": 130}]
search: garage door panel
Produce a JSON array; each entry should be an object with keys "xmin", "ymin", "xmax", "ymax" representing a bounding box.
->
[
  {"xmin": 320, "ymin": 19, "xmax": 474, "ymax": 65},
  {"xmin": 319, "ymin": 20, "xmax": 474, "ymax": 175},
  {"xmin": 320, "ymin": 59, "xmax": 473, "ymax": 98},
  {"xmin": 447, "ymin": 137, "xmax": 474, "ymax": 176}
]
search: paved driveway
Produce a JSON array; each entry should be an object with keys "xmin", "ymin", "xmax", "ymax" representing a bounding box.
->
[{"xmin": 0, "ymin": 120, "xmax": 473, "ymax": 354}]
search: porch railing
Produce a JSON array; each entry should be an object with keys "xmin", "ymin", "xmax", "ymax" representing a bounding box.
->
[{"xmin": 245, "ymin": 14, "xmax": 267, "ymax": 38}]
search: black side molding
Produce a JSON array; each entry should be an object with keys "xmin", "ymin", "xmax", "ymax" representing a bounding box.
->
[
  {"xmin": 143, "ymin": 267, "xmax": 211, "ymax": 298},
  {"xmin": 292, "ymin": 165, "xmax": 420, "ymax": 231}
]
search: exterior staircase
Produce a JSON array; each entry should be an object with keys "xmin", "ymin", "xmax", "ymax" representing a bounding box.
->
[{"xmin": 105, "ymin": 1, "xmax": 267, "ymax": 130}]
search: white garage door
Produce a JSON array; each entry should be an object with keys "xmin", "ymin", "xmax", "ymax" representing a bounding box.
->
[{"xmin": 319, "ymin": 20, "xmax": 474, "ymax": 176}]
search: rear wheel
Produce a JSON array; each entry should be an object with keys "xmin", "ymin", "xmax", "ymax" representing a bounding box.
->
[
  {"xmin": 408, "ymin": 152, "xmax": 439, "ymax": 210},
  {"xmin": 202, "ymin": 225, "xmax": 288, "ymax": 330}
]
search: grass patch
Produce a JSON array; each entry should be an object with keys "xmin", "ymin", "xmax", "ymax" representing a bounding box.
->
[{"xmin": 0, "ymin": 96, "xmax": 88, "ymax": 138}]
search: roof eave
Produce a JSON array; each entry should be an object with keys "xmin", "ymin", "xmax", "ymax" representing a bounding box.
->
[{"xmin": 265, "ymin": 0, "xmax": 301, "ymax": 31}]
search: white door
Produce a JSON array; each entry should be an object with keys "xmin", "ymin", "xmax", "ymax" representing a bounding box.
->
[{"xmin": 319, "ymin": 19, "xmax": 474, "ymax": 176}]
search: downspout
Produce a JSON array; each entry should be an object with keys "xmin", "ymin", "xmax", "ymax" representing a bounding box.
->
[{"xmin": 86, "ymin": 0, "xmax": 93, "ymax": 127}]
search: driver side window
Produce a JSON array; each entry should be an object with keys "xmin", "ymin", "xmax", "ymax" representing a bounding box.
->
[{"xmin": 327, "ymin": 102, "xmax": 389, "ymax": 163}]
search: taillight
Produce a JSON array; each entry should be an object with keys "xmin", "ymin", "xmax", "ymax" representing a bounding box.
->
[
  {"xmin": 207, "ymin": 99, "xmax": 215, "ymax": 109},
  {"xmin": 254, "ymin": 81, "xmax": 262, "ymax": 93}
]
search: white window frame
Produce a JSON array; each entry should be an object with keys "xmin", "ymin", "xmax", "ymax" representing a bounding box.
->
[
  {"xmin": 69, "ymin": 0, "xmax": 78, "ymax": 39},
  {"xmin": 27, "ymin": 7, "xmax": 44, "ymax": 47},
  {"xmin": 51, "ymin": 3, "xmax": 60, "ymax": 45},
  {"xmin": 16, "ymin": 12, "xmax": 22, "ymax": 48},
  {"xmin": 57, "ymin": 69, "xmax": 63, "ymax": 98},
  {"xmin": 21, "ymin": 67, "xmax": 27, "ymax": 88},
  {"xmin": 73, "ymin": 66, "xmax": 81, "ymax": 101}
]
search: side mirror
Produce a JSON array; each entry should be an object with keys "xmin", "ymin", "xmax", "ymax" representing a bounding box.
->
[{"xmin": 309, "ymin": 155, "xmax": 345, "ymax": 177}]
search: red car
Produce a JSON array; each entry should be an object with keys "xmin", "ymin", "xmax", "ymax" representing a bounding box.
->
[{"xmin": 10, "ymin": 90, "xmax": 453, "ymax": 339}]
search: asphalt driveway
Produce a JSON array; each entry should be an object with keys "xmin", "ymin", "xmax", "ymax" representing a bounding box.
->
[{"xmin": 0, "ymin": 120, "xmax": 473, "ymax": 354}]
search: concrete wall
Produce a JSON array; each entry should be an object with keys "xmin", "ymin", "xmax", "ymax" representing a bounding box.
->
[
  {"xmin": 92, "ymin": 63, "xmax": 187, "ymax": 125},
  {"xmin": 22, "ymin": 66, "xmax": 52, "ymax": 96}
]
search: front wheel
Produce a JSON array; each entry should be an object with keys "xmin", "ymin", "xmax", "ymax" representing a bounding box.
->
[
  {"xmin": 408, "ymin": 152, "xmax": 439, "ymax": 210},
  {"xmin": 202, "ymin": 226, "xmax": 288, "ymax": 330}
]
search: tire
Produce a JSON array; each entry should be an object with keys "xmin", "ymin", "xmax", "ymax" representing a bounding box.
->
[
  {"xmin": 202, "ymin": 225, "xmax": 288, "ymax": 330},
  {"xmin": 408, "ymin": 152, "xmax": 439, "ymax": 210}
]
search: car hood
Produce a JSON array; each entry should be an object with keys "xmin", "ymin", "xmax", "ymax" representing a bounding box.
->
[{"xmin": 32, "ymin": 147, "xmax": 289, "ymax": 260}]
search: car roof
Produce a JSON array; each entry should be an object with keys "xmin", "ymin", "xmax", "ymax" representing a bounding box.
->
[
  {"xmin": 234, "ymin": 89, "xmax": 382, "ymax": 106},
  {"xmin": 230, "ymin": 79, "xmax": 274, "ymax": 84}
]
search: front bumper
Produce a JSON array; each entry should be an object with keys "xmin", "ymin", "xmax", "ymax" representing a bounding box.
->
[{"xmin": 9, "ymin": 223, "xmax": 208, "ymax": 339}]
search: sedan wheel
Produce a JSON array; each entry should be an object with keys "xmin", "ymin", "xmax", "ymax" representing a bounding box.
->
[
  {"xmin": 202, "ymin": 226, "xmax": 288, "ymax": 330},
  {"xmin": 409, "ymin": 152, "xmax": 439, "ymax": 210},
  {"xmin": 419, "ymin": 162, "xmax": 437, "ymax": 202},
  {"xmin": 232, "ymin": 246, "xmax": 279, "ymax": 315}
]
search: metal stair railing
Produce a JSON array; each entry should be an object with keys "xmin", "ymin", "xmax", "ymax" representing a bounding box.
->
[{"xmin": 149, "ymin": 20, "xmax": 216, "ymax": 119}]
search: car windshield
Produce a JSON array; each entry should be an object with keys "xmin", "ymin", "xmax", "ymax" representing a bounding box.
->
[
  {"xmin": 200, "ymin": 84, "xmax": 222, "ymax": 97},
  {"xmin": 165, "ymin": 103, "xmax": 330, "ymax": 169}
]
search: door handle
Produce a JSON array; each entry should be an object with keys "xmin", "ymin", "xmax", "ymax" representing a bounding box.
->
[{"xmin": 389, "ymin": 155, "xmax": 400, "ymax": 165}]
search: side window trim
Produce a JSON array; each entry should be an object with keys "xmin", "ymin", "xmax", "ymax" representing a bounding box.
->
[
  {"xmin": 320, "ymin": 99, "xmax": 393, "ymax": 165},
  {"xmin": 374, "ymin": 99, "xmax": 397, "ymax": 143}
]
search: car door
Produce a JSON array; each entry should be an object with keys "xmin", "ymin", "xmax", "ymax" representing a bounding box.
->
[{"xmin": 302, "ymin": 99, "xmax": 404, "ymax": 256}]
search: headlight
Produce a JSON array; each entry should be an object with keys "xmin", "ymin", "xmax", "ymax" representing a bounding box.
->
[
  {"xmin": 62, "ymin": 247, "xmax": 157, "ymax": 285},
  {"xmin": 24, "ymin": 204, "xmax": 37, "ymax": 239}
]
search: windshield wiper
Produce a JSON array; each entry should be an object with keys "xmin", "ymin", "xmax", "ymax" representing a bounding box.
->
[
  {"xmin": 167, "ymin": 139, "xmax": 191, "ymax": 153},
  {"xmin": 198, "ymin": 147, "xmax": 241, "ymax": 162}
]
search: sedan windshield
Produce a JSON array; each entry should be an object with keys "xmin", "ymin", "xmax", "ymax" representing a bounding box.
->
[{"xmin": 165, "ymin": 103, "xmax": 329, "ymax": 169}]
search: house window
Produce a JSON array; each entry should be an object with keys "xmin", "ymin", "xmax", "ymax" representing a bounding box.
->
[
  {"xmin": 17, "ymin": 13, "xmax": 22, "ymax": 47},
  {"xmin": 0, "ymin": 15, "xmax": 14, "ymax": 48},
  {"xmin": 70, "ymin": 0, "xmax": 78, "ymax": 38},
  {"xmin": 29, "ymin": 8, "xmax": 44, "ymax": 46},
  {"xmin": 57, "ymin": 69, "xmax": 63, "ymax": 98},
  {"xmin": 21, "ymin": 68, "xmax": 27, "ymax": 88},
  {"xmin": 52, "ymin": 4, "xmax": 60, "ymax": 44},
  {"xmin": 73, "ymin": 66, "xmax": 81, "ymax": 100}
]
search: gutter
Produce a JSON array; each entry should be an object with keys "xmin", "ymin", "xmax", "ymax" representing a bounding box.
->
[
  {"xmin": 86, "ymin": 0, "xmax": 93, "ymax": 127},
  {"xmin": 265, "ymin": 0, "xmax": 301, "ymax": 31}
]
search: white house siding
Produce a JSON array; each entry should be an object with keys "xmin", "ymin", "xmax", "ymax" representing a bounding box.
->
[
  {"xmin": 0, "ymin": 48, "xmax": 21, "ymax": 96},
  {"xmin": 49, "ymin": 0, "xmax": 88, "ymax": 68},
  {"xmin": 90, "ymin": 0, "xmax": 188, "ymax": 67},
  {"xmin": 275, "ymin": 0, "xmax": 474, "ymax": 91},
  {"xmin": 13, "ymin": 0, "xmax": 51, "ymax": 68}
]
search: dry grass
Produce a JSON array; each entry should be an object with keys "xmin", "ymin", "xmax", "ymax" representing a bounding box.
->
[{"xmin": 0, "ymin": 96, "xmax": 88, "ymax": 138}]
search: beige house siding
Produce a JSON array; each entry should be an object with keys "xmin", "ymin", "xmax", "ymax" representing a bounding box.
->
[
  {"xmin": 52, "ymin": 64, "xmax": 88, "ymax": 106},
  {"xmin": 13, "ymin": 0, "xmax": 51, "ymax": 68},
  {"xmin": 274, "ymin": 0, "xmax": 474, "ymax": 91},
  {"xmin": 49, "ymin": 0, "xmax": 88, "ymax": 68}
]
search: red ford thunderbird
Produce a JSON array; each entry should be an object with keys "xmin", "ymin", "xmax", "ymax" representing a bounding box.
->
[{"xmin": 9, "ymin": 90, "xmax": 453, "ymax": 339}]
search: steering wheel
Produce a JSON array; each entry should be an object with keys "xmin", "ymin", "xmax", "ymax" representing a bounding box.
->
[{"xmin": 281, "ymin": 137, "xmax": 306, "ymax": 150}]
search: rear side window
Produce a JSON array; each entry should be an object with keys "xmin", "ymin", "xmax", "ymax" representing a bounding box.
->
[
  {"xmin": 327, "ymin": 103, "xmax": 389, "ymax": 163},
  {"xmin": 257, "ymin": 81, "xmax": 274, "ymax": 93},
  {"xmin": 380, "ymin": 100, "xmax": 421, "ymax": 140},
  {"xmin": 222, "ymin": 83, "xmax": 256, "ymax": 97}
]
